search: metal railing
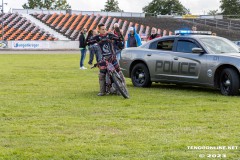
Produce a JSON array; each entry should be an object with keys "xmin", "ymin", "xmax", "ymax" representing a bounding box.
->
[{"xmin": 185, "ymin": 18, "xmax": 240, "ymax": 31}]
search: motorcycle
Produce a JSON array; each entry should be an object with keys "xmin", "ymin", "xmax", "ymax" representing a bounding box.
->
[{"xmin": 91, "ymin": 58, "xmax": 129, "ymax": 99}]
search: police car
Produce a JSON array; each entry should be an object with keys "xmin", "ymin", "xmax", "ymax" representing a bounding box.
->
[{"xmin": 119, "ymin": 30, "xmax": 240, "ymax": 96}]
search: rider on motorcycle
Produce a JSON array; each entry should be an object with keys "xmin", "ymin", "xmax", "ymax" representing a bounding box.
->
[{"xmin": 87, "ymin": 23, "xmax": 125, "ymax": 96}]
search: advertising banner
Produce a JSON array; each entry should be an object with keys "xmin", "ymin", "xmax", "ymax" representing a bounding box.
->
[
  {"xmin": 0, "ymin": 41, "xmax": 8, "ymax": 49},
  {"xmin": 11, "ymin": 41, "xmax": 50, "ymax": 49},
  {"xmin": 182, "ymin": 14, "xmax": 200, "ymax": 19}
]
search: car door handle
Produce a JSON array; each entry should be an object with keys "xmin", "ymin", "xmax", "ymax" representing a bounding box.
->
[
  {"xmin": 174, "ymin": 57, "xmax": 179, "ymax": 60},
  {"xmin": 147, "ymin": 54, "xmax": 152, "ymax": 56}
]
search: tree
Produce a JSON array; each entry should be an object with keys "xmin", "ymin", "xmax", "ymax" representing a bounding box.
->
[
  {"xmin": 44, "ymin": 0, "xmax": 55, "ymax": 10},
  {"xmin": 53, "ymin": 0, "xmax": 71, "ymax": 10},
  {"xmin": 22, "ymin": 0, "xmax": 43, "ymax": 9},
  {"xmin": 220, "ymin": 0, "xmax": 240, "ymax": 15},
  {"xmin": 142, "ymin": 0, "xmax": 189, "ymax": 15},
  {"xmin": 208, "ymin": 9, "xmax": 219, "ymax": 16},
  {"xmin": 101, "ymin": 0, "xmax": 123, "ymax": 12},
  {"xmin": 22, "ymin": 0, "xmax": 71, "ymax": 10}
]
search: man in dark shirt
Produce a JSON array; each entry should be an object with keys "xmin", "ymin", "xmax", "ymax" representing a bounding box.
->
[
  {"xmin": 129, "ymin": 35, "xmax": 137, "ymax": 47},
  {"xmin": 79, "ymin": 28, "xmax": 87, "ymax": 69},
  {"xmin": 87, "ymin": 23, "xmax": 125, "ymax": 96}
]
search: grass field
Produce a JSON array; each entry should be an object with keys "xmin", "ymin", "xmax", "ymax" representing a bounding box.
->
[{"xmin": 0, "ymin": 53, "xmax": 240, "ymax": 159}]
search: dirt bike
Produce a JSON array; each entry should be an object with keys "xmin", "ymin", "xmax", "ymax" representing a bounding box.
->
[{"xmin": 91, "ymin": 58, "xmax": 129, "ymax": 99}]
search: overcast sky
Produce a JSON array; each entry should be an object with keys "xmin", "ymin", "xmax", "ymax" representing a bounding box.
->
[{"xmin": 3, "ymin": 0, "xmax": 221, "ymax": 15}]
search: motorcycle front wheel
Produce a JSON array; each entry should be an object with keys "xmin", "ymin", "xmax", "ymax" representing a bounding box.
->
[{"xmin": 112, "ymin": 72, "xmax": 129, "ymax": 99}]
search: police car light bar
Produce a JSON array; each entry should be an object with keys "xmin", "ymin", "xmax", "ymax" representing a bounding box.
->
[{"xmin": 175, "ymin": 30, "xmax": 212, "ymax": 35}]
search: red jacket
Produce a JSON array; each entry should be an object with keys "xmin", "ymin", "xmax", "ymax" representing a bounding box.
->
[{"xmin": 148, "ymin": 34, "xmax": 161, "ymax": 40}]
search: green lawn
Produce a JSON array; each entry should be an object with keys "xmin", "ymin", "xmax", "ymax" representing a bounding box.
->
[{"xmin": 0, "ymin": 53, "xmax": 239, "ymax": 159}]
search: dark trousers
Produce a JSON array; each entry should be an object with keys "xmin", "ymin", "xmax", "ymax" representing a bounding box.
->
[{"xmin": 88, "ymin": 46, "xmax": 95, "ymax": 65}]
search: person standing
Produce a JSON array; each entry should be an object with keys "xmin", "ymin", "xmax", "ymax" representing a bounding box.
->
[
  {"xmin": 86, "ymin": 29, "xmax": 101, "ymax": 65},
  {"xmin": 148, "ymin": 28, "xmax": 161, "ymax": 41},
  {"xmin": 113, "ymin": 23, "xmax": 124, "ymax": 61},
  {"xmin": 127, "ymin": 27, "xmax": 142, "ymax": 48},
  {"xmin": 87, "ymin": 23, "xmax": 125, "ymax": 96},
  {"xmin": 79, "ymin": 28, "xmax": 87, "ymax": 70}
]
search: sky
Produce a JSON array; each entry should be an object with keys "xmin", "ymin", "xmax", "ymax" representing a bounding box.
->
[{"xmin": 2, "ymin": 0, "xmax": 221, "ymax": 15}]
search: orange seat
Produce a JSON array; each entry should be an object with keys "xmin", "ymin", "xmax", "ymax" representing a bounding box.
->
[
  {"xmin": 83, "ymin": 14, "xmax": 94, "ymax": 30},
  {"xmin": 69, "ymin": 14, "xmax": 82, "ymax": 30},
  {"xmin": 88, "ymin": 14, "xmax": 100, "ymax": 31},
  {"xmin": 60, "ymin": 14, "xmax": 76, "ymax": 32},
  {"xmin": 108, "ymin": 18, "xmax": 117, "ymax": 32},
  {"xmin": 56, "ymin": 13, "xmax": 70, "ymax": 30},
  {"xmin": 51, "ymin": 13, "xmax": 64, "ymax": 27},
  {"xmin": 46, "ymin": 13, "xmax": 58, "ymax": 24}
]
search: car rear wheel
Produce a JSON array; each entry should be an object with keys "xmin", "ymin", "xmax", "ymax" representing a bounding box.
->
[
  {"xmin": 220, "ymin": 68, "xmax": 239, "ymax": 96},
  {"xmin": 131, "ymin": 63, "xmax": 152, "ymax": 87}
]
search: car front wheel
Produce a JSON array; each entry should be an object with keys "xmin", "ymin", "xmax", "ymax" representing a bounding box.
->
[
  {"xmin": 131, "ymin": 63, "xmax": 152, "ymax": 87},
  {"xmin": 220, "ymin": 68, "xmax": 240, "ymax": 96}
]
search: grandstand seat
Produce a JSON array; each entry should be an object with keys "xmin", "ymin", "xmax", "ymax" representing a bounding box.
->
[
  {"xmin": 121, "ymin": 20, "xmax": 128, "ymax": 36},
  {"xmin": 50, "ymin": 13, "xmax": 64, "ymax": 27},
  {"xmin": 42, "ymin": 14, "xmax": 51, "ymax": 22},
  {"xmin": 56, "ymin": 13, "xmax": 70, "ymax": 30},
  {"xmin": 46, "ymin": 13, "xmax": 58, "ymax": 24},
  {"xmin": 70, "ymin": 14, "xmax": 89, "ymax": 39},
  {"xmin": 108, "ymin": 17, "xmax": 117, "ymax": 32},
  {"xmin": 138, "ymin": 25, "xmax": 144, "ymax": 37},
  {"xmin": 8, "ymin": 11, "xmax": 240, "ymax": 41},
  {"xmin": 37, "ymin": 13, "xmax": 44, "ymax": 19},
  {"xmin": 65, "ymin": 14, "xmax": 82, "ymax": 35},
  {"xmin": 82, "ymin": 14, "xmax": 94, "ymax": 30},
  {"xmin": 87, "ymin": 14, "xmax": 100, "ymax": 31},
  {"xmin": 0, "ymin": 13, "xmax": 58, "ymax": 41},
  {"xmin": 60, "ymin": 14, "xmax": 76, "ymax": 33},
  {"xmin": 104, "ymin": 16, "xmax": 112, "ymax": 30}
]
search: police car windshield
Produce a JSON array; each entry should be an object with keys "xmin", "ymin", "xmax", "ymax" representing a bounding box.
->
[{"xmin": 200, "ymin": 37, "xmax": 240, "ymax": 54}]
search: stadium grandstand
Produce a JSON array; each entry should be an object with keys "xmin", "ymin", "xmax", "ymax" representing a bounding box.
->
[
  {"xmin": 1, "ymin": 9, "xmax": 240, "ymax": 43},
  {"xmin": 0, "ymin": 13, "xmax": 59, "ymax": 41}
]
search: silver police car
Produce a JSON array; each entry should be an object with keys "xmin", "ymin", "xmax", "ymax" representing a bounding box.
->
[{"xmin": 119, "ymin": 31, "xmax": 240, "ymax": 96}]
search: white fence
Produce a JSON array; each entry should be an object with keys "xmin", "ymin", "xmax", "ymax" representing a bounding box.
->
[
  {"xmin": 12, "ymin": 9, "xmax": 145, "ymax": 18},
  {"xmin": 71, "ymin": 10, "xmax": 145, "ymax": 17},
  {"xmin": 12, "ymin": 9, "xmax": 67, "ymax": 14}
]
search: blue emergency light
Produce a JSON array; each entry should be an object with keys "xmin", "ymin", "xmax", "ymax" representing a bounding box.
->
[{"xmin": 175, "ymin": 30, "xmax": 212, "ymax": 35}]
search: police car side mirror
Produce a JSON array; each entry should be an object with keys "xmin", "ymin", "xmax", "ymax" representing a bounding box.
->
[{"xmin": 192, "ymin": 48, "xmax": 204, "ymax": 54}]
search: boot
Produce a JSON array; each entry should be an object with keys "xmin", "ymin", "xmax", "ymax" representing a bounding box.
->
[{"xmin": 98, "ymin": 73, "xmax": 106, "ymax": 96}]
